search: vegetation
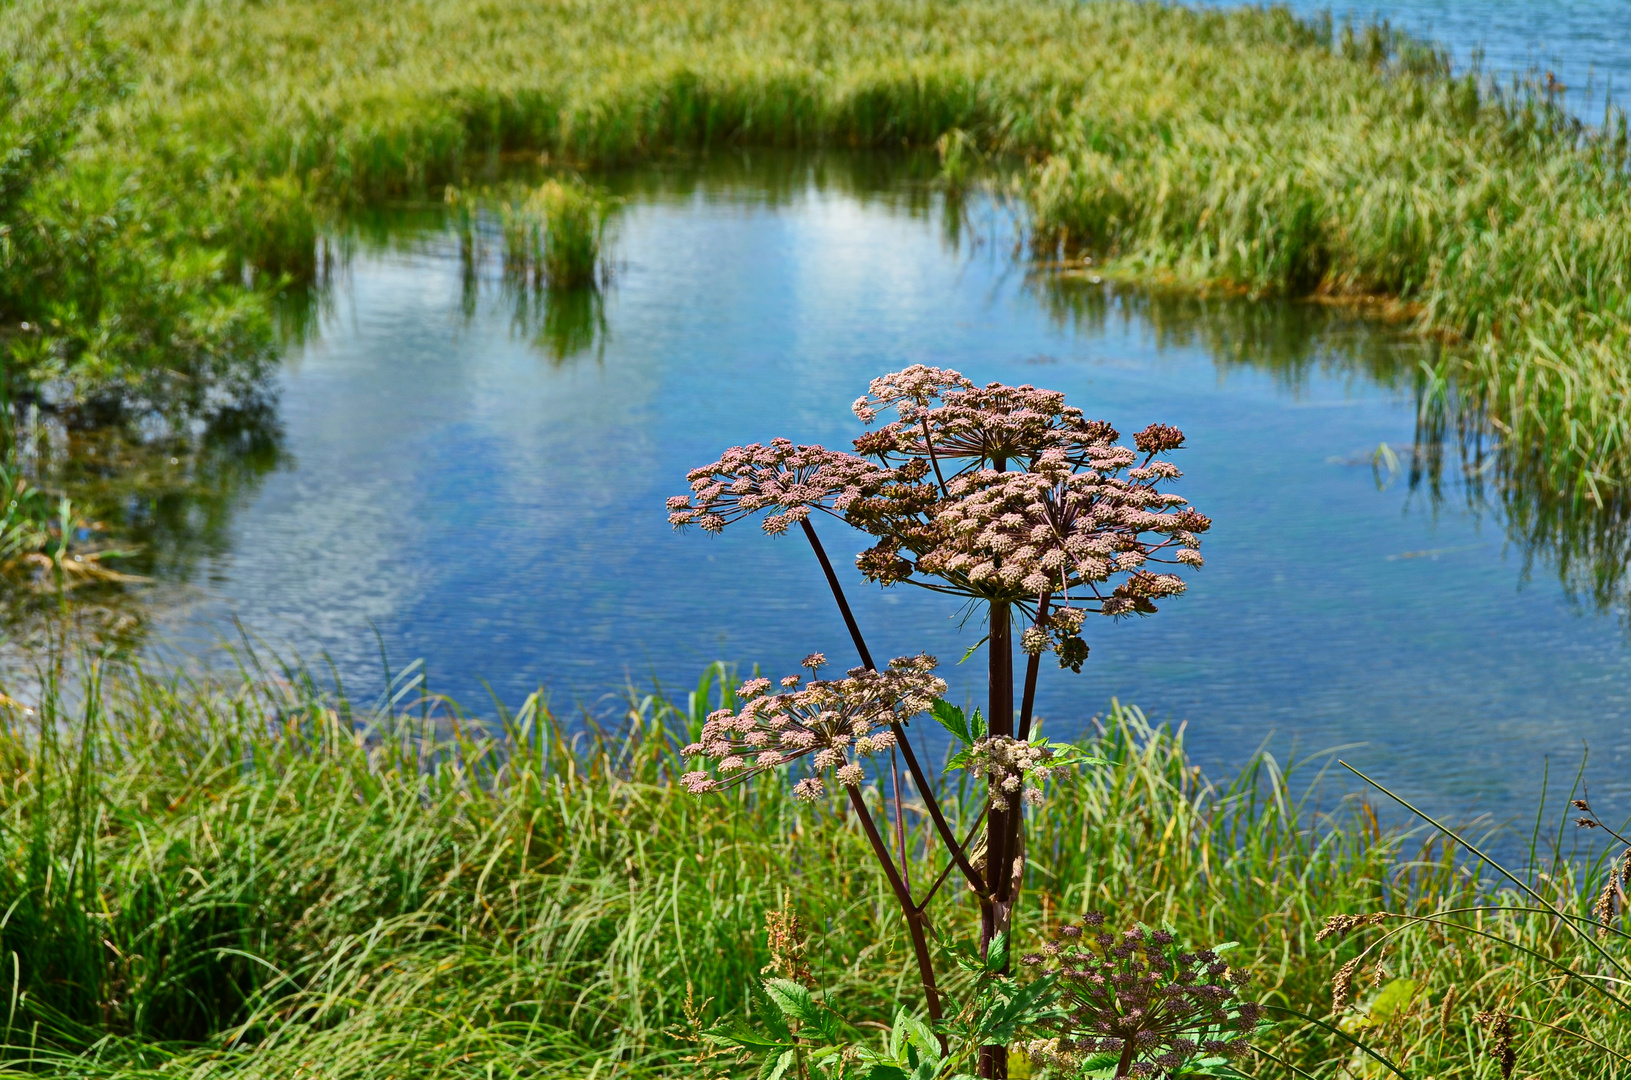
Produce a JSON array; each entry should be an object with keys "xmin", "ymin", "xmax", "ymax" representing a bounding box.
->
[
  {"xmin": 0, "ymin": 656, "xmax": 1621, "ymax": 1078},
  {"xmin": 2, "ymin": 0, "xmax": 1627, "ymax": 502},
  {"xmin": 494, "ymin": 179, "xmax": 611, "ymax": 290}
]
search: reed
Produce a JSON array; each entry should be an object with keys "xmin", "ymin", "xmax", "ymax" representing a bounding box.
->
[
  {"xmin": 6, "ymin": 0, "xmax": 1629, "ymax": 498},
  {"xmin": 496, "ymin": 178, "xmax": 609, "ymax": 289},
  {"xmin": 0, "ymin": 655, "xmax": 1622, "ymax": 1077}
]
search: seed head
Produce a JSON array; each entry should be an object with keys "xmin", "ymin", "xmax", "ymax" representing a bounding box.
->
[
  {"xmin": 1474, "ymin": 1009, "xmax": 1518, "ymax": 1080},
  {"xmin": 1332, "ymin": 958, "xmax": 1361, "ymax": 1011}
]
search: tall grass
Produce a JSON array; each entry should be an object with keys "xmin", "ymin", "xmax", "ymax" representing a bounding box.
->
[
  {"xmin": 0, "ymin": 655, "xmax": 1622, "ymax": 1076},
  {"xmin": 496, "ymin": 179, "xmax": 610, "ymax": 290},
  {"xmin": 6, "ymin": 0, "xmax": 1629, "ymax": 500}
]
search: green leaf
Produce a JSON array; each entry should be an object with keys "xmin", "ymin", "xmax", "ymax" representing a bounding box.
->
[
  {"xmin": 751, "ymin": 983, "xmax": 794, "ymax": 1042},
  {"xmin": 976, "ymin": 973, "xmax": 1064, "ymax": 1044},
  {"xmin": 931, "ymin": 700, "xmax": 973, "ymax": 745},
  {"xmin": 763, "ymin": 978, "xmax": 821, "ymax": 1025},
  {"xmin": 762, "ymin": 977, "xmax": 849, "ymax": 1042},
  {"xmin": 762, "ymin": 1048, "xmax": 799, "ymax": 1080},
  {"xmin": 985, "ymin": 931, "xmax": 1009, "ymax": 974},
  {"xmin": 703, "ymin": 1017, "xmax": 793, "ymax": 1053}
]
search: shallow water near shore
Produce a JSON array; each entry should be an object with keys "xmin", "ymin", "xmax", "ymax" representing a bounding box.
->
[{"xmin": 27, "ymin": 153, "xmax": 1611, "ymax": 826}]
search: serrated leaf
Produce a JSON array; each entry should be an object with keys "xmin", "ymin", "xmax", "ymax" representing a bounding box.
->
[
  {"xmin": 945, "ymin": 939, "xmax": 988, "ymax": 975},
  {"xmin": 763, "ymin": 978, "xmax": 821, "ymax": 1025},
  {"xmin": 985, "ymin": 931, "xmax": 1009, "ymax": 974},
  {"xmin": 764, "ymin": 977, "xmax": 850, "ymax": 1042},
  {"xmin": 976, "ymin": 973, "xmax": 1064, "ymax": 1043},
  {"xmin": 762, "ymin": 1048, "xmax": 798, "ymax": 1080},
  {"xmin": 931, "ymin": 699, "xmax": 973, "ymax": 745},
  {"xmin": 703, "ymin": 1017, "xmax": 793, "ymax": 1052},
  {"xmin": 750, "ymin": 984, "xmax": 794, "ymax": 1042}
]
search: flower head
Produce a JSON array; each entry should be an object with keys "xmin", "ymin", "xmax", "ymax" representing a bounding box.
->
[
  {"xmin": 669, "ymin": 439, "xmax": 889, "ymax": 535},
  {"xmin": 966, "ymin": 735, "xmax": 1056, "ymax": 811},
  {"xmin": 1022, "ymin": 917, "xmax": 1260, "ymax": 1079},
  {"xmin": 680, "ymin": 655, "xmax": 946, "ymax": 796}
]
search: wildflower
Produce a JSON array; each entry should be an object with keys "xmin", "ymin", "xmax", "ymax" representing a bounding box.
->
[
  {"xmin": 966, "ymin": 735, "xmax": 1055, "ymax": 811},
  {"xmin": 855, "ymin": 374, "xmax": 1120, "ymax": 470},
  {"xmin": 1024, "ymin": 916, "xmax": 1261, "ymax": 1079},
  {"xmin": 668, "ymin": 439, "xmax": 889, "ymax": 535},
  {"xmin": 680, "ymin": 654, "xmax": 946, "ymax": 795},
  {"xmin": 762, "ymin": 910, "xmax": 813, "ymax": 985},
  {"xmin": 851, "ymin": 364, "xmax": 974, "ymax": 424},
  {"xmin": 844, "ymin": 368, "xmax": 1208, "ymax": 637}
]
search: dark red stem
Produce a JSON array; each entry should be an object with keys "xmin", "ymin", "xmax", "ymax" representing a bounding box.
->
[
  {"xmin": 846, "ymin": 783, "xmax": 945, "ymax": 1038},
  {"xmin": 799, "ymin": 517, "xmax": 987, "ymax": 895},
  {"xmin": 800, "ymin": 516, "xmax": 874, "ymax": 671}
]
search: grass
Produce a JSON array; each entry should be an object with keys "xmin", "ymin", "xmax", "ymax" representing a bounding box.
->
[
  {"xmin": 2, "ymin": 0, "xmax": 1628, "ymax": 502},
  {"xmin": 0, "ymin": 654, "xmax": 1623, "ymax": 1077},
  {"xmin": 493, "ymin": 179, "xmax": 611, "ymax": 290}
]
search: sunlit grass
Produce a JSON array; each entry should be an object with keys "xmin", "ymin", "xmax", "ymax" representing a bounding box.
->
[
  {"xmin": 0, "ymin": 656, "xmax": 1623, "ymax": 1077},
  {"xmin": 6, "ymin": 0, "xmax": 1628, "ymax": 497}
]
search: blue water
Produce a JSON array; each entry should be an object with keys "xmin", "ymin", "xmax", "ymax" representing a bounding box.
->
[
  {"xmin": 1193, "ymin": 0, "xmax": 1631, "ymax": 121},
  {"xmin": 137, "ymin": 163, "xmax": 1631, "ymax": 827}
]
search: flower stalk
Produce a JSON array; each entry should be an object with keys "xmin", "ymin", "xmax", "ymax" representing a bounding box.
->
[{"xmin": 668, "ymin": 366, "xmax": 1209, "ymax": 1079}]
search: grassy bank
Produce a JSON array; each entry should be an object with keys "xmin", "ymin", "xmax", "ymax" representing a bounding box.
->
[
  {"xmin": 0, "ymin": 657, "xmax": 1622, "ymax": 1077},
  {"xmin": 4, "ymin": 0, "xmax": 1629, "ymax": 498}
]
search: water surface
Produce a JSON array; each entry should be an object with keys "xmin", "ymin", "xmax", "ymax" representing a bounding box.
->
[
  {"xmin": 87, "ymin": 156, "xmax": 1631, "ymax": 823},
  {"xmin": 1194, "ymin": 0, "xmax": 1631, "ymax": 120}
]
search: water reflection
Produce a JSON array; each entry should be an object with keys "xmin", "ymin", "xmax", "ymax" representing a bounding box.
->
[
  {"xmin": 5, "ymin": 155, "xmax": 1630, "ymax": 831},
  {"xmin": 1, "ymin": 402, "xmax": 286, "ymax": 646},
  {"xmin": 1038, "ymin": 275, "xmax": 1631, "ymax": 632}
]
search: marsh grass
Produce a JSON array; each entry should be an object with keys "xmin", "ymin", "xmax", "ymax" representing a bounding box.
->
[
  {"xmin": 497, "ymin": 179, "xmax": 610, "ymax": 290},
  {"xmin": 0, "ymin": 653, "xmax": 1620, "ymax": 1077},
  {"xmin": 6, "ymin": 0, "xmax": 1629, "ymax": 501}
]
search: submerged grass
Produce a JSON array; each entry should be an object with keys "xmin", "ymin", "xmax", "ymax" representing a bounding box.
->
[
  {"xmin": 4, "ymin": 0, "xmax": 1628, "ymax": 501},
  {"xmin": 0, "ymin": 656, "xmax": 1623, "ymax": 1077}
]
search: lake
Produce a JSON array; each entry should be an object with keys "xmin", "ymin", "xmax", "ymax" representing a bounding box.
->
[
  {"xmin": 1191, "ymin": 0, "xmax": 1631, "ymax": 123},
  {"xmin": 48, "ymin": 152, "xmax": 1621, "ymax": 825}
]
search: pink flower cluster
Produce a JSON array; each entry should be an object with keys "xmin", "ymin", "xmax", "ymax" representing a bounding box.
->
[
  {"xmin": 667, "ymin": 439, "xmax": 885, "ymax": 536},
  {"xmin": 852, "ymin": 365, "xmax": 1121, "ymax": 472},
  {"xmin": 908, "ymin": 448, "xmax": 1204, "ymax": 614},
  {"xmin": 666, "ymin": 367, "xmax": 1210, "ymax": 658},
  {"xmin": 680, "ymin": 654, "xmax": 946, "ymax": 800},
  {"xmin": 966, "ymin": 735, "xmax": 1055, "ymax": 811}
]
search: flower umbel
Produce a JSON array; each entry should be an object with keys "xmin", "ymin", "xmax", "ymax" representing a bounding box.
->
[
  {"xmin": 680, "ymin": 654, "xmax": 946, "ymax": 797},
  {"xmin": 1020, "ymin": 918, "xmax": 1261, "ymax": 1079},
  {"xmin": 966, "ymin": 735, "xmax": 1055, "ymax": 811},
  {"xmin": 668, "ymin": 438, "xmax": 888, "ymax": 535},
  {"xmin": 844, "ymin": 367, "xmax": 1209, "ymax": 637}
]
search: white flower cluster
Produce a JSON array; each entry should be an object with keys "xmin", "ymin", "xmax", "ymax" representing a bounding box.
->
[{"xmin": 967, "ymin": 735, "xmax": 1056, "ymax": 811}]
